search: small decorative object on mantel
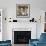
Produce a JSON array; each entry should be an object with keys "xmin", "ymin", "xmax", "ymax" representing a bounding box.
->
[
  {"xmin": 29, "ymin": 18, "xmax": 35, "ymax": 22},
  {"xmin": 29, "ymin": 20, "xmax": 32, "ymax": 22},
  {"xmin": 5, "ymin": 18, "xmax": 6, "ymax": 20},
  {"xmin": 9, "ymin": 18, "xmax": 11, "ymax": 19},
  {"xmin": 16, "ymin": 4, "xmax": 30, "ymax": 18},
  {"xmin": 9, "ymin": 21, "xmax": 11, "ymax": 22},
  {"xmin": 9, "ymin": 17, "xmax": 12, "ymax": 22},
  {"xmin": 32, "ymin": 18, "xmax": 34, "ymax": 22},
  {"xmin": 13, "ymin": 20, "xmax": 17, "ymax": 22}
]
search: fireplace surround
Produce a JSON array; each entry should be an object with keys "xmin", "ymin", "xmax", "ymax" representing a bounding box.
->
[{"xmin": 12, "ymin": 28, "xmax": 31, "ymax": 44}]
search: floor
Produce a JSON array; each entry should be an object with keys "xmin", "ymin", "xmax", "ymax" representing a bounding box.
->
[{"xmin": 12, "ymin": 44, "xmax": 29, "ymax": 46}]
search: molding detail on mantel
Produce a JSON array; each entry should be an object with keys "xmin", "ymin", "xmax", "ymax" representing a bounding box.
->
[{"xmin": 12, "ymin": 28, "xmax": 31, "ymax": 31}]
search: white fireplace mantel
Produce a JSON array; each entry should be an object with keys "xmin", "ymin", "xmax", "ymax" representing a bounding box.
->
[
  {"xmin": 12, "ymin": 22, "xmax": 37, "ymax": 39},
  {"xmin": 6, "ymin": 22, "xmax": 37, "ymax": 44}
]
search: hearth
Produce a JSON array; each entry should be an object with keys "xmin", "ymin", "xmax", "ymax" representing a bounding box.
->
[{"xmin": 14, "ymin": 31, "xmax": 31, "ymax": 44}]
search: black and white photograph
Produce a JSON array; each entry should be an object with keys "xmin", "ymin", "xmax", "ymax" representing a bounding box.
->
[{"xmin": 16, "ymin": 4, "xmax": 30, "ymax": 18}]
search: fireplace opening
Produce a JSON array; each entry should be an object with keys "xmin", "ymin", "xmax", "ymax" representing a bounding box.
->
[{"xmin": 14, "ymin": 31, "xmax": 31, "ymax": 44}]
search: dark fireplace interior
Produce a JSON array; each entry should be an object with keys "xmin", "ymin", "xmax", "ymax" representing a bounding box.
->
[{"xmin": 14, "ymin": 31, "xmax": 31, "ymax": 44}]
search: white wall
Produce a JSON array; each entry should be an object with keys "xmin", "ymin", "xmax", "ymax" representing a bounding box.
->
[
  {"xmin": 36, "ymin": 10, "xmax": 45, "ymax": 39},
  {"xmin": 0, "ymin": 0, "xmax": 45, "ymax": 43}
]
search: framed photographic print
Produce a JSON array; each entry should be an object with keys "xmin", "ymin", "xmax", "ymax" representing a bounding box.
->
[{"xmin": 16, "ymin": 4, "xmax": 30, "ymax": 18}]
